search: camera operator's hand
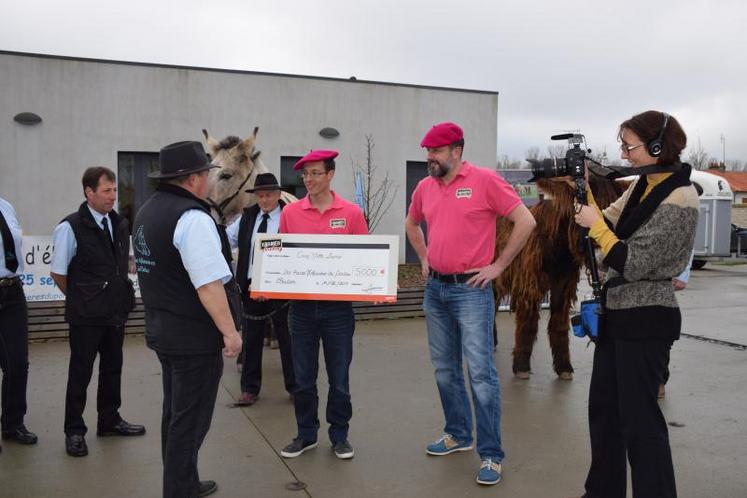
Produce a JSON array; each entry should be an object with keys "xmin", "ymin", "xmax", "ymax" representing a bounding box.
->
[{"xmin": 574, "ymin": 204, "xmax": 602, "ymax": 228}]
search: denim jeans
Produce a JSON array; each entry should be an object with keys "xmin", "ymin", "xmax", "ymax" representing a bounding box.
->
[
  {"xmin": 289, "ymin": 300, "xmax": 355, "ymax": 444},
  {"xmin": 423, "ymin": 277, "xmax": 504, "ymax": 461}
]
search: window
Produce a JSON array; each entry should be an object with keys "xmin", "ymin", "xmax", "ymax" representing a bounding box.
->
[
  {"xmin": 280, "ymin": 156, "xmax": 305, "ymax": 199},
  {"xmin": 405, "ymin": 161, "xmax": 428, "ymax": 264},
  {"xmin": 118, "ymin": 152, "xmax": 159, "ymax": 228}
]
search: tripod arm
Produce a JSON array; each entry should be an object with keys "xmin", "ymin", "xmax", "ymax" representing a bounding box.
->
[{"xmin": 575, "ymin": 177, "xmax": 604, "ymax": 301}]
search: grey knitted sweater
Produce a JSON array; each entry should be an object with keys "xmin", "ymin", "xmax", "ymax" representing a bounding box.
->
[{"xmin": 600, "ymin": 164, "xmax": 699, "ymax": 340}]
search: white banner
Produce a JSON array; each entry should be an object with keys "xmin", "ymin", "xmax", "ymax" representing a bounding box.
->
[
  {"xmin": 20, "ymin": 235, "xmax": 140, "ymax": 302},
  {"xmin": 19, "ymin": 236, "xmax": 64, "ymax": 301}
]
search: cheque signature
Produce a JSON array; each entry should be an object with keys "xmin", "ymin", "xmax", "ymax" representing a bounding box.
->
[{"xmin": 361, "ymin": 284, "xmax": 385, "ymax": 294}]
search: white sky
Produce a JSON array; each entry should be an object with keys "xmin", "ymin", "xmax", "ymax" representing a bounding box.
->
[{"xmin": 2, "ymin": 0, "xmax": 745, "ymax": 165}]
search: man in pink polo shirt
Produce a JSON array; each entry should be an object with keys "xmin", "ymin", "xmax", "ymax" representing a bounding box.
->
[
  {"xmin": 278, "ymin": 149, "xmax": 368, "ymax": 461},
  {"xmin": 406, "ymin": 122, "xmax": 536, "ymax": 486}
]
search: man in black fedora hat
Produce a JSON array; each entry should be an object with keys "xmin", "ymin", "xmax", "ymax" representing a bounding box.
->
[
  {"xmin": 225, "ymin": 172, "xmax": 296, "ymax": 406},
  {"xmin": 133, "ymin": 141, "xmax": 243, "ymax": 498}
]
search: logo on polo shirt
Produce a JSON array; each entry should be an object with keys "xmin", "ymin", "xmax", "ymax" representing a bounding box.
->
[
  {"xmin": 456, "ymin": 188, "xmax": 473, "ymax": 199},
  {"xmin": 330, "ymin": 218, "xmax": 347, "ymax": 229}
]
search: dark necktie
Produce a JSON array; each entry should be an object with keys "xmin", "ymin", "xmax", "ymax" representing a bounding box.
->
[
  {"xmin": 0, "ymin": 209, "xmax": 19, "ymax": 273},
  {"xmin": 250, "ymin": 213, "xmax": 270, "ymax": 269},
  {"xmin": 101, "ymin": 217, "xmax": 114, "ymax": 252},
  {"xmin": 257, "ymin": 213, "xmax": 270, "ymax": 234}
]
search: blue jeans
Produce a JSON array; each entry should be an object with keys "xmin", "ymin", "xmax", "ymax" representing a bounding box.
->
[
  {"xmin": 423, "ymin": 277, "xmax": 504, "ymax": 461},
  {"xmin": 289, "ymin": 300, "xmax": 355, "ymax": 444}
]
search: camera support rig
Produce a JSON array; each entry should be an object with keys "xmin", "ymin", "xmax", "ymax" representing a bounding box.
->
[{"xmin": 551, "ymin": 133, "xmax": 604, "ymax": 302}]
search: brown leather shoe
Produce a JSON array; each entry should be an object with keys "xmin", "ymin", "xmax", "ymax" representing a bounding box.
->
[{"xmin": 237, "ymin": 392, "xmax": 259, "ymax": 406}]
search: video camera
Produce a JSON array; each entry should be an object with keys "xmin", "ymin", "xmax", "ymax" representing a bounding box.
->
[
  {"xmin": 528, "ymin": 132, "xmax": 603, "ymax": 341},
  {"xmin": 529, "ymin": 133, "xmax": 589, "ymax": 180}
]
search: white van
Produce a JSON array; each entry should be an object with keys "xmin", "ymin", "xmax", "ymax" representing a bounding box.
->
[{"xmin": 690, "ymin": 170, "xmax": 733, "ymax": 268}]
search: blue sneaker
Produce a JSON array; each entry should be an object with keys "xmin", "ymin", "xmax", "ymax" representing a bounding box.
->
[
  {"xmin": 426, "ymin": 434, "xmax": 473, "ymax": 456},
  {"xmin": 476, "ymin": 458, "xmax": 502, "ymax": 485}
]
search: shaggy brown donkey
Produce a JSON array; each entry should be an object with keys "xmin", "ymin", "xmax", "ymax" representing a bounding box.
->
[{"xmin": 494, "ymin": 175, "xmax": 624, "ymax": 379}]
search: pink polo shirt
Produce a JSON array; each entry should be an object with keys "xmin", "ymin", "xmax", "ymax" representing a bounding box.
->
[
  {"xmin": 280, "ymin": 191, "xmax": 369, "ymax": 235},
  {"xmin": 408, "ymin": 161, "xmax": 521, "ymax": 274}
]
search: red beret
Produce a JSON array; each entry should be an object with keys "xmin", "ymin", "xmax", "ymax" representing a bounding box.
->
[
  {"xmin": 420, "ymin": 122, "xmax": 464, "ymax": 148},
  {"xmin": 293, "ymin": 149, "xmax": 339, "ymax": 170}
]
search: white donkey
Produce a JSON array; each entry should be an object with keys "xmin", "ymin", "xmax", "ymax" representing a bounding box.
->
[{"xmin": 203, "ymin": 127, "xmax": 296, "ymax": 225}]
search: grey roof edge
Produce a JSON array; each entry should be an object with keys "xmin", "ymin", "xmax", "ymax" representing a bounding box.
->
[{"xmin": 0, "ymin": 50, "xmax": 499, "ymax": 96}]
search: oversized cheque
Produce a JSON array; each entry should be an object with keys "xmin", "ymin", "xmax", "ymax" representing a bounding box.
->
[{"xmin": 250, "ymin": 234, "xmax": 398, "ymax": 302}]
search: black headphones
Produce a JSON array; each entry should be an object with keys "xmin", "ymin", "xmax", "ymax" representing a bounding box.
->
[{"xmin": 647, "ymin": 112, "xmax": 670, "ymax": 157}]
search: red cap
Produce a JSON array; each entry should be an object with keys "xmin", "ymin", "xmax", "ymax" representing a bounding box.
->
[
  {"xmin": 293, "ymin": 149, "xmax": 339, "ymax": 170},
  {"xmin": 420, "ymin": 122, "xmax": 464, "ymax": 148}
]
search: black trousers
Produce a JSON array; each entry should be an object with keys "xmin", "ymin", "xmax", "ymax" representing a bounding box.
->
[
  {"xmin": 0, "ymin": 280, "xmax": 29, "ymax": 432},
  {"xmin": 584, "ymin": 337, "xmax": 677, "ymax": 498},
  {"xmin": 157, "ymin": 351, "xmax": 222, "ymax": 498},
  {"xmin": 64, "ymin": 323, "xmax": 124, "ymax": 435},
  {"xmin": 240, "ymin": 299, "xmax": 295, "ymax": 395}
]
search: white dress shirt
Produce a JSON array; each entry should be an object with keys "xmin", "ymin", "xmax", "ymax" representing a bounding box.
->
[
  {"xmin": 225, "ymin": 204, "xmax": 281, "ymax": 278},
  {"xmin": 173, "ymin": 210, "xmax": 232, "ymax": 289},
  {"xmin": 50, "ymin": 204, "xmax": 113, "ymax": 276},
  {"xmin": 0, "ymin": 197, "xmax": 24, "ymax": 277}
]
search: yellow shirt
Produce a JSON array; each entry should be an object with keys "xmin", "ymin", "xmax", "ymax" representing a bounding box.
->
[{"xmin": 588, "ymin": 173, "xmax": 672, "ymax": 256}]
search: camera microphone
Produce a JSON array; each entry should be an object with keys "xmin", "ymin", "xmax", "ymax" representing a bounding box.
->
[{"xmin": 551, "ymin": 133, "xmax": 575, "ymax": 141}]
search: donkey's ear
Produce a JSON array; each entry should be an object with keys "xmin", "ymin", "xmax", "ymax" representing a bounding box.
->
[
  {"xmin": 202, "ymin": 129, "xmax": 220, "ymax": 153},
  {"xmin": 243, "ymin": 127, "xmax": 258, "ymax": 151}
]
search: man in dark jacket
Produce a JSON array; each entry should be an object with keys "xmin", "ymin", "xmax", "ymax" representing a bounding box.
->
[
  {"xmin": 1, "ymin": 197, "xmax": 38, "ymax": 449},
  {"xmin": 225, "ymin": 173, "xmax": 295, "ymax": 406},
  {"xmin": 134, "ymin": 141, "xmax": 242, "ymax": 498},
  {"xmin": 50, "ymin": 167, "xmax": 143, "ymax": 458}
]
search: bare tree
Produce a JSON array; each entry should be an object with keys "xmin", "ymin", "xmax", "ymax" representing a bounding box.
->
[
  {"xmin": 725, "ymin": 159, "xmax": 745, "ymax": 172},
  {"xmin": 497, "ymin": 154, "xmax": 523, "ymax": 170},
  {"xmin": 686, "ymin": 138, "xmax": 710, "ymax": 170},
  {"xmin": 351, "ymin": 135, "xmax": 398, "ymax": 233},
  {"xmin": 525, "ymin": 146, "xmax": 542, "ymax": 161},
  {"xmin": 547, "ymin": 144, "xmax": 566, "ymax": 159}
]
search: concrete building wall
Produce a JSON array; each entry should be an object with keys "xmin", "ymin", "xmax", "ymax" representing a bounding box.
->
[{"xmin": 1, "ymin": 52, "xmax": 498, "ymax": 261}]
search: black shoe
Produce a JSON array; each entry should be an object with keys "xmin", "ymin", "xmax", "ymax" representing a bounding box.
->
[
  {"xmin": 66, "ymin": 434, "xmax": 88, "ymax": 457},
  {"xmin": 280, "ymin": 437, "xmax": 318, "ymax": 458},
  {"xmin": 332, "ymin": 439, "xmax": 355, "ymax": 459},
  {"xmin": 97, "ymin": 419, "xmax": 146, "ymax": 437},
  {"xmin": 2, "ymin": 426, "xmax": 38, "ymax": 445},
  {"xmin": 198, "ymin": 480, "xmax": 218, "ymax": 497}
]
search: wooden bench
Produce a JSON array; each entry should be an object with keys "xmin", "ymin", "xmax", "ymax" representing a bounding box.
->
[
  {"xmin": 27, "ymin": 301, "xmax": 145, "ymax": 341},
  {"xmin": 27, "ymin": 288, "xmax": 427, "ymax": 341}
]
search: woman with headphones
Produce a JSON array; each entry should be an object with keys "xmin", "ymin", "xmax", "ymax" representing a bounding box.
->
[{"xmin": 572, "ymin": 110, "xmax": 699, "ymax": 498}]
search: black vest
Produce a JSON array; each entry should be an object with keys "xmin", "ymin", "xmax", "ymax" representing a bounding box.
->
[
  {"xmin": 235, "ymin": 200, "xmax": 286, "ymax": 297},
  {"xmin": 63, "ymin": 202, "xmax": 133, "ymax": 326},
  {"xmin": 134, "ymin": 184, "xmax": 239, "ymax": 354}
]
